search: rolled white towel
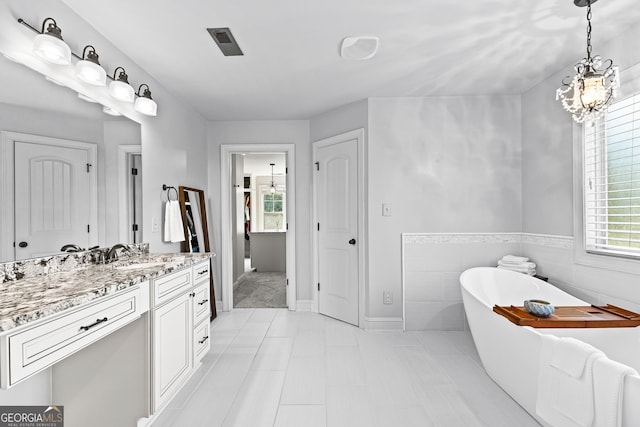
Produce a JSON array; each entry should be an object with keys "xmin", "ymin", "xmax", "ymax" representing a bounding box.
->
[
  {"xmin": 497, "ymin": 265, "xmax": 536, "ymax": 275},
  {"xmin": 498, "ymin": 260, "xmax": 536, "ymax": 269},
  {"xmin": 501, "ymin": 255, "xmax": 530, "ymax": 264}
]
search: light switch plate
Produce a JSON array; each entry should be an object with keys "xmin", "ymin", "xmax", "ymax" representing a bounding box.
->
[
  {"xmin": 382, "ymin": 203, "xmax": 391, "ymax": 217},
  {"xmin": 151, "ymin": 217, "xmax": 160, "ymax": 233}
]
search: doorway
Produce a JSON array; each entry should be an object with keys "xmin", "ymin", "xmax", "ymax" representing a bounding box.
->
[
  {"xmin": 313, "ymin": 129, "xmax": 365, "ymax": 327},
  {"xmin": 220, "ymin": 144, "xmax": 296, "ymax": 311},
  {"xmin": 234, "ymin": 153, "xmax": 287, "ymax": 308}
]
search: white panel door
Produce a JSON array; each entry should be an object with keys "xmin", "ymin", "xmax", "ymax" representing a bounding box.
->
[
  {"xmin": 14, "ymin": 141, "xmax": 92, "ymax": 258},
  {"xmin": 317, "ymin": 138, "xmax": 359, "ymax": 326}
]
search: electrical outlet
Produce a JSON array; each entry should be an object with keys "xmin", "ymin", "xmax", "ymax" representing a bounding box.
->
[
  {"xmin": 151, "ymin": 217, "xmax": 160, "ymax": 233},
  {"xmin": 383, "ymin": 291, "xmax": 393, "ymax": 305},
  {"xmin": 382, "ymin": 203, "xmax": 391, "ymax": 217}
]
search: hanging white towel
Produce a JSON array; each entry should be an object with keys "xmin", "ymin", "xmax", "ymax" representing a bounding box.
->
[
  {"xmin": 163, "ymin": 200, "xmax": 185, "ymax": 243},
  {"xmin": 592, "ymin": 356, "xmax": 638, "ymax": 427},
  {"xmin": 536, "ymin": 335, "xmax": 605, "ymax": 427}
]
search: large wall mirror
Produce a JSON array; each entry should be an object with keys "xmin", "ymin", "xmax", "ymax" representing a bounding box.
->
[
  {"xmin": 178, "ymin": 186, "xmax": 210, "ymax": 253},
  {"xmin": 0, "ymin": 46, "xmax": 142, "ymax": 262}
]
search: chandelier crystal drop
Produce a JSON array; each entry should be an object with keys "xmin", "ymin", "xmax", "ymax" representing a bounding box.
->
[{"xmin": 556, "ymin": 0, "xmax": 619, "ymax": 123}]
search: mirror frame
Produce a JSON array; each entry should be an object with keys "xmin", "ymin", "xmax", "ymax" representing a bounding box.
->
[{"xmin": 178, "ymin": 186, "xmax": 210, "ymax": 253}]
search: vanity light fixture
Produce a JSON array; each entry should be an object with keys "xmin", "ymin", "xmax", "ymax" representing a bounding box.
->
[
  {"xmin": 108, "ymin": 67, "xmax": 135, "ymax": 102},
  {"xmin": 269, "ymin": 163, "xmax": 276, "ymax": 194},
  {"xmin": 556, "ymin": 0, "xmax": 619, "ymax": 123},
  {"xmin": 134, "ymin": 84, "xmax": 157, "ymax": 116},
  {"xmin": 17, "ymin": 17, "xmax": 159, "ymax": 118},
  {"xmin": 75, "ymin": 45, "xmax": 106, "ymax": 86},
  {"xmin": 22, "ymin": 17, "xmax": 72, "ymax": 65}
]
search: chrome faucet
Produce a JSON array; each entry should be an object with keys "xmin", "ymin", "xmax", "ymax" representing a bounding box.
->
[
  {"xmin": 106, "ymin": 244, "xmax": 131, "ymax": 263},
  {"xmin": 60, "ymin": 244, "xmax": 83, "ymax": 253}
]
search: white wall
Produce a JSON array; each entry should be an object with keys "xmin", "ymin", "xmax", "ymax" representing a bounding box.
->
[
  {"xmin": 207, "ymin": 121, "xmax": 311, "ymax": 302},
  {"xmin": 367, "ymin": 96, "xmax": 522, "ymax": 319},
  {"xmin": 521, "ymin": 23, "xmax": 640, "ymax": 310}
]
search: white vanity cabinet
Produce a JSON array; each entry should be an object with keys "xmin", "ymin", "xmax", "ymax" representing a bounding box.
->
[
  {"xmin": 0, "ymin": 283, "xmax": 148, "ymax": 389},
  {"xmin": 150, "ymin": 259, "xmax": 211, "ymax": 413}
]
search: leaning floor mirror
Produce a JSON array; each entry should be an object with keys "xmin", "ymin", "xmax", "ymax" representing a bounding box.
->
[
  {"xmin": 178, "ymin": 186, "xmax": 210, "ymax": 253},
  {"xmin": 179, "ymin": 185, "xmax": 216, "ymax": 319}
]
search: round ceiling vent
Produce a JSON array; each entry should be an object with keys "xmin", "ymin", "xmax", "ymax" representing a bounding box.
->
[{"xmin": 340, "ymin": 36, "xmax": 379, "ymax": 60}]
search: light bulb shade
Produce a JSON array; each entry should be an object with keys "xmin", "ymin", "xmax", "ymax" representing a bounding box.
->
[
  {"xmin": 270, "ymin": 185, "xmax": 276, "ymax": 194},
  {"xmin": 109, "ymin": 80, "xmax": 135, "ymax": 102},
  {"xmin": 580, "ymin": 74, "xmax": 607, "ymax": 107},
  {"xmin": 75, "ymin": 59, "xmax": 106, "ymax": 86},
  {"xmin": 102, "ymin": 106, "xmax": 122, "ymax": 116},
  {"xmin": 134, "ymin": 96, "xmax": 157, "ymax": 116},
  {"xmin": 33, "ymin": 33, "xmax": 71, "ymax": 65}
]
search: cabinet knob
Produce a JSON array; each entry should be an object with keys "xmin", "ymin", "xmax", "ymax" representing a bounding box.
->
[{"xmin": 18, "ymin": 241, "xmax": 28, "ymax": 248}]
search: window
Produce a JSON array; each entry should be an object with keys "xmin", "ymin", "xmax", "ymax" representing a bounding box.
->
[
  {"xmin": 584, "ymin": 93, "xmax": 640, "ymax": 257},
  {"xmin": 263, "ymin": 192, "xmax": 284, "ymax": 231}
]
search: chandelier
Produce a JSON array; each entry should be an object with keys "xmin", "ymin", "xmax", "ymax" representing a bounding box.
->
[
  {"xmin": 269, "ymin": 163, "xmax": 276, "ymax": 194},
  {"xmin": 556, "ymin": 0, "xmax": 619, "ymax": 123}
]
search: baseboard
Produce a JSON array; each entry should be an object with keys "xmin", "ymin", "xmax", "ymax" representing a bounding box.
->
[
  {"xmin": 295, "ymin": 300, "xmax": 314, "ymax": 312},
  {"xmin": 215, "ymin": 300, "xmax": 223, "ymax": 312},
  {"xmin": 363, "ymin": 317, "xmax": 404, "ymax": 331}
]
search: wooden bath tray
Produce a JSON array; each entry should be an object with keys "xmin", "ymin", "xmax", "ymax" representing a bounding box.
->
[{"xmin": 493, "ymin": 304, "xmax": 640, "ymax": 328}]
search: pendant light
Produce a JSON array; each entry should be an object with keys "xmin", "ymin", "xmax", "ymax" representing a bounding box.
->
[
  {"xmin": 556, "ymin": 0, "xmax": 619, "ymax": 123},
  {"xmin": 269, "ymin": 163, "xmax": 276, "ymax": 194},
  {"xmin": 27, "ymin": 17, "xmax": 71, "ymax": 65},
  {"xmin": 75, "ymin": 45, "xmax": 107, "ymax": 86},
  {"xmin": 109, "ymin": 67, "xmax": 135, "ymax": 102},
  {"xmin": 135, "ymin": 84, "xmax": 158, "ymax": 116}
]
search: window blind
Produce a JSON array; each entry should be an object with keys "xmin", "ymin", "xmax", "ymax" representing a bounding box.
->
[{"xmin": 584, "ymin": 93, "xmax": 640, "ymax": 256}]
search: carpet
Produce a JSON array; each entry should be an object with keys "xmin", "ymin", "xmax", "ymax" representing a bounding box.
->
[{"xmin": 233, "ymin": 271, "xmax": 287, "ymax": 308}]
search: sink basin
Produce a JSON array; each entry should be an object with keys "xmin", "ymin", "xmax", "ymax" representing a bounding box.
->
[{"xmin": 113, "ymin": 262, "xmax": 166, "ymax": 271}]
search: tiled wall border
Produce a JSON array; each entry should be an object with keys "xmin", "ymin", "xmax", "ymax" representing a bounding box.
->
[{"xmin": 403, "ymin": 232, "xmax": 573, "ymax": 248}]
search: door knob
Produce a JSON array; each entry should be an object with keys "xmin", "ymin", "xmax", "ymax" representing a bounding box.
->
[
  {"xmin": 18, "ymin": 241, "xmax": 28, "ymax": 248},
  {"xmin": 348, "ymin": 238, "xmax": 356, "ymax": 245}
]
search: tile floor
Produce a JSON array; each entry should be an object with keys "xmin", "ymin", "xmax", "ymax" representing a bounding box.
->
[{"xmin": 152, "ymin": 309, "xmax": 540, "ymax": 427}]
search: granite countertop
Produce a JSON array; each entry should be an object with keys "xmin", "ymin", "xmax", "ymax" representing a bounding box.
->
[{"xmin": 0, "ymin": 253, "xmax": 212, "ymax": 332}]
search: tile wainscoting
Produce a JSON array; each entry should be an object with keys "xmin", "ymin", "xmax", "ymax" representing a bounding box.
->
[
  {"xmin": 402, "ymin": 233, "xmax": 522, "ymax": 331},
  {"xmin": 403, "ymin": 232, "xmax": 640, "ymax": 331}
]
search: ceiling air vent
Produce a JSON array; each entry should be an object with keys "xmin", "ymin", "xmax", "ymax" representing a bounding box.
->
[{"xmin": 207, "ymin": 27, "xmax": 243, "ymax": 56}]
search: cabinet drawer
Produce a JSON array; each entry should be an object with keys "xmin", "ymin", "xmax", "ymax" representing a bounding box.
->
[
  {"xmin": 193, "ymin": 320, "xmax": 210, "ymax": 363},
  {"xmin": 193, "ymin": 283, "xmax": 211, "ymax": 325},
  {"xmin": 153, "ymin": 267, "xmax": 192, "ymax": 307},
  {"xmin": 192, "ymin": 260, "xmax": 210, "ymax": 284},
  {"xmin": 5, "ymin": 286, "xmax": 144, "ymax": 388}
]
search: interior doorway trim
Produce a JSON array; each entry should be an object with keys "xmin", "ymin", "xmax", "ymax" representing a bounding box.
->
[
  {"xmin": 312, "ymin": 128, "xmax": 366, "ymax": 327},
  {"xmin": 1, "ymin": 131, "xmax": 98, "ymax": 262},
  {"xmin": 117, "ymin": 145, "xmax": 142, "ymax": 244},
  {"xmin": 220, "ymin": 144, "xmax": 296, "ymax": 312}
]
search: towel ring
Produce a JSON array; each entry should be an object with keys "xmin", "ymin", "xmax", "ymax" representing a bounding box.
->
[{"xmin": 162, "ymin": 184, "xmax": 179, "ymax": 201}]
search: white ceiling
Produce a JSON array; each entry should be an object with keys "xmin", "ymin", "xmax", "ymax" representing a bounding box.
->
[{"xmin": 61, "ymin": 0, "xmax": 640, "ymax": 121}]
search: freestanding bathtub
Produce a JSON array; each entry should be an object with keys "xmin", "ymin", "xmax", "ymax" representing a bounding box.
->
[{"xmin": 460, "ymin": 267, "xmax": 640, "ymax": 426}]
